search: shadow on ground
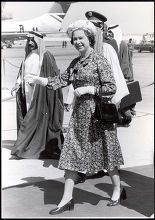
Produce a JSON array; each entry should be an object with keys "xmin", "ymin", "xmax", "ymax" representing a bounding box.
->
[
  {"xmin": 95, "ymin": 170, "xmax": 154, "ymax": 217},
  {"xmin": 2, "ymin": 140, "xmax": 154, "ymax": 217},
  {"xmin": 3, "ymin": 177, "xmax": 108, "ymax": 207}
]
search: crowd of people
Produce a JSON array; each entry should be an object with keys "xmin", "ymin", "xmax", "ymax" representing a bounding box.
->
[{"xmin": 11, "ymin": 10, "xmax": 137, "ymax": 216}]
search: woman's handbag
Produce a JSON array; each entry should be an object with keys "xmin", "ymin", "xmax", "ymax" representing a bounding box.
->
[
  {"xmin": 94, "ymin": 67, "xmax": 120, "ymax": 124},
  {"xmin": 94, "ymin": 99, "xmax": 120, "ymax": 123}
]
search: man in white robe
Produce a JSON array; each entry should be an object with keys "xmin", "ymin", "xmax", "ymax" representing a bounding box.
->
[
  {"xmin": 10, "ymin": 31, "xmax": 64, "ymax": 159},
  {"xmin": 85, "ymin": 11, "xmax": 129, "ymax": 106}
]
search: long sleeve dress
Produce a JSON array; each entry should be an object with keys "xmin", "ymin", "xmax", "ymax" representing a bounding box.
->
[{"xmin": 47, "ymin": 50, "xmax": 124, "ymax": 172}]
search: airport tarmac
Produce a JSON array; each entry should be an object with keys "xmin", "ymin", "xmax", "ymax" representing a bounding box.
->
[{"xmin": 1, "ymin": 45, "xmax": 154, "ymax": 218}]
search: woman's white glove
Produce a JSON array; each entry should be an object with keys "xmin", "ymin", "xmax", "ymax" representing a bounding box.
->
[
  {"xmin": 24, "ymin": 74, "xmax": 48, "ymax": 87},
  {"xmin": 74, "ymin": 86, "xmax": 95, "ymax": 97}
]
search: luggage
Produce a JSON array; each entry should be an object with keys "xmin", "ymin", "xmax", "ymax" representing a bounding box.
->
[{"xmin": 119, "ymin": 81, "xmax": 142, "ymax": 109}]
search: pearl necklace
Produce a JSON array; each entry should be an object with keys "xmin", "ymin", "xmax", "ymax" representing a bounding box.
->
[{"xmin": 80, "ymin": 49, "xmax": 94, "ymax": 63}]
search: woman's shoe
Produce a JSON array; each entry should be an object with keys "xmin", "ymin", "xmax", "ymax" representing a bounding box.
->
[
  {"xmin": 64, "ymin": 172, "xmax": 86, "ymax": 185},
  {"xmin": 107, "ymin": 188, "xmax": 127, "ymax": 206},
  {"xmin": 49, "ymin": 198, "xmax": 74, "ymax": 215}
]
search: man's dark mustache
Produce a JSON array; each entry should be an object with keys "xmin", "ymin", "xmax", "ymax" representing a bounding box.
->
[
  {"xmin": 28, "ymin": 43, "xmax": 38, "ymax": 49},
  {"xmin": 27, "ymin": 39, "xmax": 38, "ymax": 47}
]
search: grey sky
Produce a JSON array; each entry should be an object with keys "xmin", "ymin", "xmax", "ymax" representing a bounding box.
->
[{"xmin": 3, "ymin": 1, "xmax": 154, "ymax": 35}]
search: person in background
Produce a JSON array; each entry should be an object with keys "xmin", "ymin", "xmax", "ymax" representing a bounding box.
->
[
  {"xmin": 85, "ymin": 11, "xmax": 129, "ymax": 105},
  {"xmin": 127, "ymin": 38, "xmax": 134, "ymax": 60},
  {"xmin": 127, "ymin": 38, "xmax": 135, "ymax": 83},
  {"xmin": 10, "ymin": 31, "xmax": 64, "ymax": 160},
  {"xmin": 85, "ymin": 11, "xmax": 119, "ymax": 56},
  {"xmin": 104, "ymin": 23, "xmax": 119, "ymax": 55},
  {"xmin": 108, "ymin": 25, "xmax": 136, "ymax": 117},
  {"xmin": 62, "ymin": 41, "xmax": 67, "ymax": 48},
  {"xmin": 108, "ymin": 25, "xmax": 134, "ymax": 82},
  {"xmin": 25, "ymin": 20, "xmax": 127, "ymax": 215}
]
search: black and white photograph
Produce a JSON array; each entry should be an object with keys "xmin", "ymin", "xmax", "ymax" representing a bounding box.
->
[{"xmin": 1, "ymin": 1, "xmax": 154, "ymax": 218}]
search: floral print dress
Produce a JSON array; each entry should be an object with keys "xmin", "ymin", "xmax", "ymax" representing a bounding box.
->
[{"xmin": 47, "ymin": 50, "xmax": 124, "ymax": 172}]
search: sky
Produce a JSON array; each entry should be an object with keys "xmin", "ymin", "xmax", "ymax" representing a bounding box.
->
[{"xmin": 2, "ymin": 1, "xmax": 154, "ymax": 35}]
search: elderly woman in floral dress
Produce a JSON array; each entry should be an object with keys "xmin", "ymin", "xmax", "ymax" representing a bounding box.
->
[{"xmin": 25, "ymin": 20, "xmax": 127, "ymax": 215}]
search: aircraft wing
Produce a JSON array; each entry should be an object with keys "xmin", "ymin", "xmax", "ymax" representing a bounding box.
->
[
  {"xmin": 1, "ymin": 2, "xmax": 77, "ymax": 44},
  {"xmin": 2, "ymin": 32, "xmax": 29, "ymax": 43},
  {"xmin": 1, "ymin": 13, "xmax": 62, "ymax": 43},
  {"xmin": 44, "ymin": 32, "xmax": 70, "ymax": 42}
]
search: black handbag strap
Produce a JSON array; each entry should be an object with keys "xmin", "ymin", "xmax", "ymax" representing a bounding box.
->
[
  {"xmin": 96, "ymin": 65, "xmax": 118, "ymax": 148},
  {"xmin": 96, "ymin": 66, "xmax": 105, "ymax": 99},
  {"xmin": 96, "ymin": 66, "xmax": 112, "ymax": 102},
  {"xmin": 96, "ymin": 66, "xmax": 102, "ymax": 86}
]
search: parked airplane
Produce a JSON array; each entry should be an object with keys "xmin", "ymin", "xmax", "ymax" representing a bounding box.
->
[
  {"xmin": 2, "ymin": 13, "xmax": 65, "ymax": 44},
  {"xmin": 1, "ymin": 2, "xmax": 75, "ymax": 46}
]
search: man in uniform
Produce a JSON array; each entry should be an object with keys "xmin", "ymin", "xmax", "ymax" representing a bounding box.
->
[
  {"xmin": 85, "ymin": 11, "xmax": 119, "ymax": 54},
  {"xmin": 85, "ymin": 11, "xmax": 129, "ymax": 107},
  {"xmin": 86, "ymin": 13, "xmax": 135, "ymax": 123}
]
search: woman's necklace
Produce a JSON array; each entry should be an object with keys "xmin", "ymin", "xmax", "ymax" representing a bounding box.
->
[{"xmin": 79, "ymin": 48, "xmax": 94, "ymax": 63}]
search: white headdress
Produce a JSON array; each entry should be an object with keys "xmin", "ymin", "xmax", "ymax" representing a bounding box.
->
[
  {"xmin": 28, "ymin": 31, "xmax": 46, "ymax": 69},
  {"xmin": 108, "ymin": 24, "xmax": 123, "ymax": 51}
]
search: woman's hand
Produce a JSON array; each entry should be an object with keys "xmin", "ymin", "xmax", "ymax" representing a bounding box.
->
[
  {"xmin": 74, "ymin": 86, "xmax": 95, "ymax": 97},
  {"xmin": 24, "ymin": 75, "xmax": 48, "ymax": 87}
]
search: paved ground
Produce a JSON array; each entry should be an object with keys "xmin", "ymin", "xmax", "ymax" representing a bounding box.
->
[{"xmin": 1, "ymin": 155, "xmax": 154, "ymax": 218}]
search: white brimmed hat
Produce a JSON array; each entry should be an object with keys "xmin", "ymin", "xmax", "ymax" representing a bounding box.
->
[{"xmin": 67, "ymin": 19, "xmax": 97, "ymax": 38}]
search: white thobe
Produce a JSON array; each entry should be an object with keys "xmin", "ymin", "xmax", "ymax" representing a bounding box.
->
[
  {"xmin": 24, "ymin": 53, "xmax": 40, "ymax": 111},
  {"xmin": 102, "ymin": 42, "xmax": 129, "ymax": 105}
]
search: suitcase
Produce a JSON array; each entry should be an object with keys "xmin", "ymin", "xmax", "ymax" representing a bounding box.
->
[{"xmin": 120, "ymin": 81, "xmax": 142, "ymax": 109}]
